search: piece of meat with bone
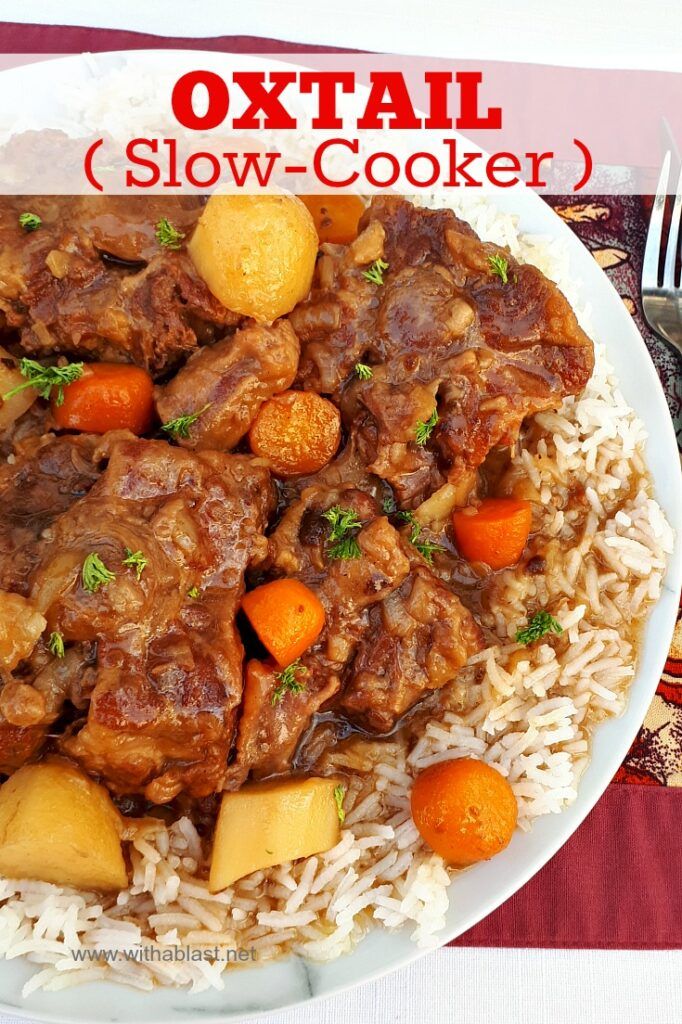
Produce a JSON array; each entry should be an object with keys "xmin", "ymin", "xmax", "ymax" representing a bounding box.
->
[
  {"xmin": 233, "ymin": 658, "xmax": 341, "ymax": 784},
  {"xmin": 338, "ymin": 566, "xmax": 483, "ymax": 732},
  {"xmin": 26, "ymin": 439, "xmax": 273, "ymax": 802},
  {"xmin": 155, "ymin": 319, "xmax": 300, "ymax": 450},
  {"xmin": 0, "ymin": 196, "xmax": 240, "ymax": 374},
  {"xmin": 0, "ymin": 431, "xmax": 126, "ymax": 773},
  {"xmin": 0, "ymin": 433, "xmax": 106, "ymax": 595},
  {"xmin": 233, "ymin": 486, "xmax": 411, "ymax": 780},
  {"xmin": 0, "ymin": 589, "xmax": 47, "ymax": 772},
  {"xmin": 291, "ymin": 196, "xmax": 594, "ymax": 507},
  {"xmin": 0, "ymin": 645, "xmax": 97, "ymax": 773}
]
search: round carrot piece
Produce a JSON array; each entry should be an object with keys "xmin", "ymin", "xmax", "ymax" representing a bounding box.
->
[
  {"xmin": 248, "ymin": 390, "xmax": 341, "ymax": 477},
  {"xmin": 411, "ymin": 758, "xmax": 517, "ymax": 867},
  {"xmin": 51, "ymin": 363, "xmax": 154, "ymax": 435},
  {"xmin": 241, "ymin": 579, "xmax": 325, "ymax": 667},
  {"xmin": 451, "ymin": 497, "xmax": 532, "ymax": 570},
  {"xmin": 300, "ymin": 195, "xmax": 365, "ymax": 245}
]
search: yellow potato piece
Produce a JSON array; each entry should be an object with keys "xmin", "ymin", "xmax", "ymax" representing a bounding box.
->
[
  {"xmin": 188, "ymin": 192, "xmax": 318, "ymax": 323},
  {"xmin": 0, "ymin": 760, "xmax": 127, "ymax": 891},
  {"xmin": 209, "ymin": 776, "xmax": 341, "ymax": 892}
]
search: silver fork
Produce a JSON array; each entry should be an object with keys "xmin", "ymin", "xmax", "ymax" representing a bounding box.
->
[{"xmin": 642, "ymin": 151, "xmax": 682, "ymax": 358}]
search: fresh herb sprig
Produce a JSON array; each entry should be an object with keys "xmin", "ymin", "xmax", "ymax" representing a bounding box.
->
[
  {"xmin": 323, "ymin": 505, "xmax": 362, "ymax": 561},
  {"xmin": 395, "ymin": 509, "xmax": 418, "ymax": 530},
  {"xmin": 161, "ymin": 403, "xmax": 211, "ymax": 440},
  {"xmin": 414, "ymin": 408, "xmax": 439, "ymax": 447},
  {"xmin": 382, "ymin": 496, "xmax": 397, "ymax": 515},
  {"xmin": 488, "ymin": 253, "xmax": 509, "ymax": 284},
  {"xmin": 82, "ymin": 553, "xmax": 116, "ymax": 593},
  {"xmin": 19, "ymin": 212, "xmax": 42, "ymax": 232},
  {"xmin": 155, "ymin": 218, "xmax": 185, "ymax": 249},
  {"xmin": 515, "ymin": 611, "xmax": 564, "ymax": 646},
  {"xmin": 328, "ymin": 535, "xmax": 362, "ymax": 560},
  {"xmin": 395, "ymin": 509, "xmax": 445, "ymax": 566},
  {"xmin": 271, "ymin": 660, "xmax": 308, "ymax": 705},
  {"xmin": 48, "ymin": 631, "xmax": 65, "ymax": 658},
  {"xmin": 361, "ymin": 258, "xmax": 389, "ymax": 286},
  {"xmin": 412, "ymin": 536, "xmax": 445, "ymax": 564},
  {"xmin": 323, "ymin": 506, "xmax": 362, "ymax": 539},
  {"xmin": 122, "ymin": 548, "xmax": 148, "ymax": 581},
  {"xmin": 334, "ymin": 784, "xmax": 346, "ymax": 823},
  {"xmin": 2, "ymin": 358, "xmax": 84, "ymax": 407},
  {"xmin": 187, "ymin": 586, "xmax": 200, "ymax": 599},
  {"xmin": 355, "ymin": 362, "xmax": 373, "ymax": 380}
]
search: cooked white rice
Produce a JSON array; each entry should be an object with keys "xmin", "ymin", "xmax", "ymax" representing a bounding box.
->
[{"xmin": 0, "ymin": 194, "xmax": 674, "ymax": 996}]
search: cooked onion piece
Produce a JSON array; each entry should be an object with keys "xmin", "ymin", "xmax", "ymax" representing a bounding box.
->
[
  {"xmin": 0, "ymin": 346, "xmax": 36, "ymax": 430},
  {"xmin": 413, "ymin": 473, "xmax": 477, "ymax": 529},
  {"xmin": 0, "ymin": 591, "xmax": 46, "ymax": 671}
]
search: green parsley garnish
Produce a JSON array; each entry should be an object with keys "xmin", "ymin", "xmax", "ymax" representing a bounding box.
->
[
  {"xmin": 48, "ymin": 631, "xmax": 65, "ymax": 658},
  {"xmin": 361, "ymin": 258, "xmax": 389, "ymax": 286},
  {"xmin": 19, "ymin": 212, "xmax": 42, "ymax": 233},
  {"xmin": 271, "ymin": 660, "xmax": 308, "ymax": 705},
  {"xmin": 155, "ymin": 218, "xmax": 185, "ymax": 249},
  {"xmin": 355, "ymin": 363, "xmax": 373, "ymax": 381},
  {"xmin": 515, "ymin": 611, "xmax": 564, "ymax": 646},
  {"xmin": 488, "ymin": 253, "xmax": 509, "ymax": 284},
  {"xmin": 323, "ymin": 505, "xmax": 362, "ymax": 539},
  {"xmin": 382, "ymin": 495, "xmax": 397, "ymax": 515},
  {"xmin": 328, "ymin": 535, "xmax": 362, "ymax": 560},
  {"xmin": 161, "ymin": 403, "xmax": 211, "ymax": 440},
  {"xmin": 82, "ymin": 553, "xmax": 116, "ymax": 593},
  {"xmin": 395, "ymin": 510, "xmax": 444, "ymax": 566},
  {"xmin": 2, "ymin": 358, "xmax": 84, "ymax": 407},
  {"xmin": 413, "ymin": 536, "xmax": 445, "ymax": 564},
  {"xmin": 187, "ymin": 586, "xmax": 200, "ymax": 599},
  {"xmin": 323, "ymin": 505, "xmax": 362, "ymax": 561},
  {"xmin": 122, "ymin": 548, "xmax": 148, "ymax": 581},
  {"xmin": 414, "ymin": 408, "xmax": 439, "ymax": 447},
  {"xmin": 334, "ymin": 785, "xmax": 346, "ymax": 824}
]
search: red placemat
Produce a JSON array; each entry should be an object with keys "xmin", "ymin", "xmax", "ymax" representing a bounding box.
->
[
  {"xmin": 0, "ymin": 21, "xmax": 680, "ymax": 950},
  {"xmin": 451, "ymin": 785, "xmax": 682, "ymax": 949},
  {"xmin": 0, "ymin": 23, "xmax": 351, "ymax": 53}
]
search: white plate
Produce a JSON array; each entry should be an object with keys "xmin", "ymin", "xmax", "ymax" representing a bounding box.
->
[{"xmin": 0, "ymin": 49, "xmax": 680, "ymax": 1024}]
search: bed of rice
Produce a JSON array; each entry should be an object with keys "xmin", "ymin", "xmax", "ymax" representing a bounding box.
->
[{"xmin": 0, "ymin": 195, "xmax": 674, "ymax": 996}]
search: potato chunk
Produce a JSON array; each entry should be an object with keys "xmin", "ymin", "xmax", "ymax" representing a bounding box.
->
[
  {"xmin": 0, "ymin": 590, "xmax": 46, "ymax": 671},
  {"xmin": 0, "ymin": 760, "xmax": 127, "ymax": 891},
  {"xmin": 209, "ymin": 776, "xmax": 341, "ymax": 892},
  {"xmin": 188, "ymin": 192, "xmax": 318, "ymax": 323}
]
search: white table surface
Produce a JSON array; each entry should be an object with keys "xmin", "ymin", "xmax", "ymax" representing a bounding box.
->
[
  {"xmin": 1, "ymin": 949, "xmax": 681, "ymax": 1024},
  {"xmin": 0, "ymin": 4, "xmax": 680, "ymax": 1023}
]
